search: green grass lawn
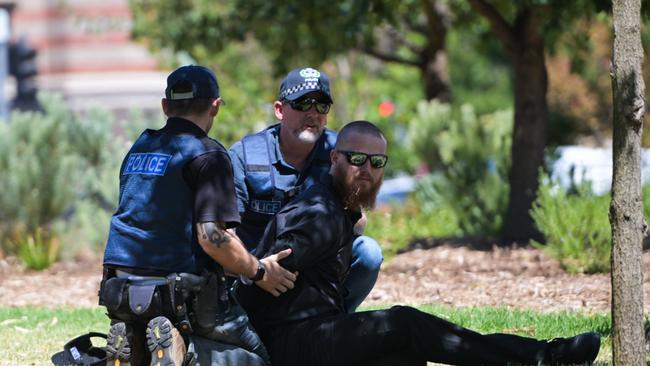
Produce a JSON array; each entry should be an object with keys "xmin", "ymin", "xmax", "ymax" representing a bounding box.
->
[
  {"xmin": 0, "ymin": 307, "xmax": 109, "ymax": 365},
  {"xmin": 0, "ymin": 304, "xmax": 626, "ymax": 365}
]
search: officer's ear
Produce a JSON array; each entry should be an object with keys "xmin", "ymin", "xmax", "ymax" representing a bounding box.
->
[
  {"xmin": 161, "ymin": 98, "xmax": 170, "ymax": 116},
  {"xmin": 274, "ymin": 101, "xmax": 284, "ymax": 120},
  {"xmin": 210, "ymin": 98, "xmax": 223, "ymax": 117}
]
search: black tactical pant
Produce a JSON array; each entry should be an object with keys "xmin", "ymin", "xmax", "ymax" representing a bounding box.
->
[{"xmin": 261, "ymin": 305, "xmax": 551, "ymax": 366}]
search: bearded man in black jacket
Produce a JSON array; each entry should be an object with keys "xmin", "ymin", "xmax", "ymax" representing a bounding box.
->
[{"xmin": 237, "ymin": 120, "xmax": 601, "ymax": 366}]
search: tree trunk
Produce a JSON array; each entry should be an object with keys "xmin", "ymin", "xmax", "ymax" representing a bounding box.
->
[
  {"xmin": 420, "ymin": 0, "xmax": 451, "ymax": 102},
  {"xmin": 501, "ymin": 14, "xmax": 547, "ymax": 243},
  {"xmin": 610, "ymin": 0, "xmax": 646, "ymax": 364},
  {"xmin": 420, "ymin": 48, "xmax": 450, "ymax": 102}
]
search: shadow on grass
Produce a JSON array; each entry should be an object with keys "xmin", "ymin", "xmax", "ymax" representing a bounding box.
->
[
  {"xmin": 400, "ymin": 236, "xmax": 526, "ymax": 254},
  {"xmin": 401, "ymin": 235, "xmax": 650, "ymax": 255}
]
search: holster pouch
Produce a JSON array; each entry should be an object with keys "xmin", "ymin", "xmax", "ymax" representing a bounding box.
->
[
  {"xmin": 169, "ymin": 272, "xmax": 205, "ymax": 334},
  {"xmin": 192, "ymin": 270, "xmax": 223, "ymax": 332},
  {"xmin": 190, "ymin": 270, "xmax": 271, "ymax": 363}
]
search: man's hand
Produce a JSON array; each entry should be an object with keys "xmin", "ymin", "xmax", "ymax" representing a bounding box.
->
[{"xmin": 256, "ymin": 248, "xmax": 298, "ymax": 297}]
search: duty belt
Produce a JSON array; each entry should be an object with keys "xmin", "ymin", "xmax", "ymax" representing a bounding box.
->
[{"xmin": 115, "ymin": 270, "xmax": 206, "ymax": 333}]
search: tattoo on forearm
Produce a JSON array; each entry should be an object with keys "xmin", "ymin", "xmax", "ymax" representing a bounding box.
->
[{"xmin": 199, "ymin": 222, "xmax": 231, "ymax": 248}]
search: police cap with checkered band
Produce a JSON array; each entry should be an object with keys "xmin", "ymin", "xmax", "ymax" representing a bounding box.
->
[{"xmin": 278, "ymin": 67, "xmax": 333, "ymax": 103}]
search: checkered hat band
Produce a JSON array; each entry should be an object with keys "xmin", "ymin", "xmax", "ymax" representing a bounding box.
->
[{"xmin": 280, "ymin": 81, "xmax": 320, "ymax": 99}]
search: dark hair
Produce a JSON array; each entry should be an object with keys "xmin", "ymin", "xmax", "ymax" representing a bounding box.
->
[
  {"xmin": 335, "ymin": 120, "xmax": 386, "ymax": 149},
  {"xmin": 165, "ymin": 98, "xmax": 214, "ymax": 116}
]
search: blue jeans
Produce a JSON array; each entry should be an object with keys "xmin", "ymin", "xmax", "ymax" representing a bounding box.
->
[{"xmin": 343, "ymin": 235, "xmax": 383, "ymax": 312}]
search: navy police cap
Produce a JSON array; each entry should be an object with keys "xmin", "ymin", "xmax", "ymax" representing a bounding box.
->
[
  {"xmin": 278, "ymin": 67, "xmax": 333, "ymax": 103},
  {"xmin": 165, "ymin": 65, "xmax": 221, "ymax": 100}
]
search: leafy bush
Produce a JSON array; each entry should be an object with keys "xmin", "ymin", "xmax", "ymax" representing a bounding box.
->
[
  {"xmin": 0, "ymin": 97, "xmax": 82, "ymax": 266},
  {"xmin": 0, "ymin": 94, "xmax": 155, "ymax": 267},
  {"xmin": 406, "ymin": 101, "xmax": 512, "ymax": 237},
  {"xmin": 531, "ymin": 174, "xmax": 611, "ymax": 273}
]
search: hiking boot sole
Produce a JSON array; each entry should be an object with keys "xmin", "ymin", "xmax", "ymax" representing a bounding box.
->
[
  {"xmin": 146, "ymin": 316, "xmax": 179, "ymax": 366},
  {"xmin": 106, "ymin": 322, "xmax": 132, "ymax": 366}
]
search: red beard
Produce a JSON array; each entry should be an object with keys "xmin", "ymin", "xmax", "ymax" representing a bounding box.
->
[{"xmin": 332, "ymin": 164, "xmax": 383, "ymax": 210}]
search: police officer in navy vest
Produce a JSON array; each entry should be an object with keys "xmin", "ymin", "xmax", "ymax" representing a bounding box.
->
[
  {"xmin": 100, "ymin": 65, "xmax": 296, "ymax": 366},
  {"xmin": 229, "ymin": 67, "xmax": 383, "ymax": 313}
]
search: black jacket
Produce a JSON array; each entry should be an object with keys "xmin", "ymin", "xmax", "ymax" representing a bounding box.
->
[{"xmin": 236, "ymin": 177, "xmax": 361, "ymax": 333}]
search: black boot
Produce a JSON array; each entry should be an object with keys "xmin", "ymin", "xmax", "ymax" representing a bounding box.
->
[{"xmin": 543, "ymin": 332, "xmax": 600, "ymax": 365}]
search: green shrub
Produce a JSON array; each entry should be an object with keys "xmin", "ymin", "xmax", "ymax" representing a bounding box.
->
[
  {"xmin": 531, "ymin": 174, "xmax": 611, "ymax": 273},
  {"xmin": 406, "ymin": 101, "xmax": 512, "ymax": 237},
  {"xmin": 0, "ymin": 93, "xmax": 155, "ymax": 267},
  {"xmin": 15, "ymin": 227, "xmax": 59, "ymax": 270},
  {"xmin": 0, "ymin": 97, "xmax": 82, "ymax": 262},
  {"xmin": 55, "ymin": 199, "xmax": 114, "ymax": 261}
]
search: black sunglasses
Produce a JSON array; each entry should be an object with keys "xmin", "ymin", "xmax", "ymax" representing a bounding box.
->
[
  {"xmin": 287, "ymin": 98, "xmax": 331, "ymax": 114},
  {"xmin": 337, "ymin": 150, "xmax": 388, "ymax": 169}
]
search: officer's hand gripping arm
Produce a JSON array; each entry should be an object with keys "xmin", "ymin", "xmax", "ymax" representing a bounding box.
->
[
  {"xmin": 196, "ymin": 222, "xmax": 296, "ymax": 297},
  {"xmin": 257, "ymin": 248, "xmax": 297, "ymax": 297}
]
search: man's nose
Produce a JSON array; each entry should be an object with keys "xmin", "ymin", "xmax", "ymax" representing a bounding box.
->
[{"xmin": 359, "ymin": 159, "xmax": 372, "ymax": 171}]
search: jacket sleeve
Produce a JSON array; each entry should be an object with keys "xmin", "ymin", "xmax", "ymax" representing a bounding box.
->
[{"xmin": 269, "ymin": 198, "xmax": 342, "ymax": 271}]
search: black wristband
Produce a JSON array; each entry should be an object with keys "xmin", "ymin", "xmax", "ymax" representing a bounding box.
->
[{"xmin": 249, "ymin": 260, "xmax": 266, "ymax": 282}]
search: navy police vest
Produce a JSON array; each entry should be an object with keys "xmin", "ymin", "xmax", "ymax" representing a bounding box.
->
[
  {"xmin": 104, "ymin": 126, "xmax": 220, "ymax": 274},
  {"xmin": 236, "ymin": 125, "xmax": 337, "ymax": 251}
]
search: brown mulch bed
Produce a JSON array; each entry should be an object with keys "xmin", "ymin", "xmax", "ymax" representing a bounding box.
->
[
  {"xmin": 367, "ymin": 244, "xmax": 650, "ymax": 314},
  {"xmin": 1, "ymin": 244, "xmax": 649, "ymax": 313}
]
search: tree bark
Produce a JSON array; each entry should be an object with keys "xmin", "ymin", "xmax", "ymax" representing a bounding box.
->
[
  {"xmin": 610, "ymin": 0, "xmax": 646, "ymax": 365},
  {"xmin": 501, "ymin": 12, "xmax": 547, "ymax": 243},
  {"xmin": 419, "ymin": 0, "xmax": 451, "ymax": 102},
  {"xmin": 419, "ymin": 35, "xmax": 450, "ymax": 102}
]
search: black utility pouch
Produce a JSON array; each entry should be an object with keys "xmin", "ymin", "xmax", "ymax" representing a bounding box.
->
[
  {"xmin": 98, "ymin": 267, "xmax": 119, "ymax": 307},
  {"xmin": 100, "ymin": 277, "xmax": 128, "ymax": 312}
]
